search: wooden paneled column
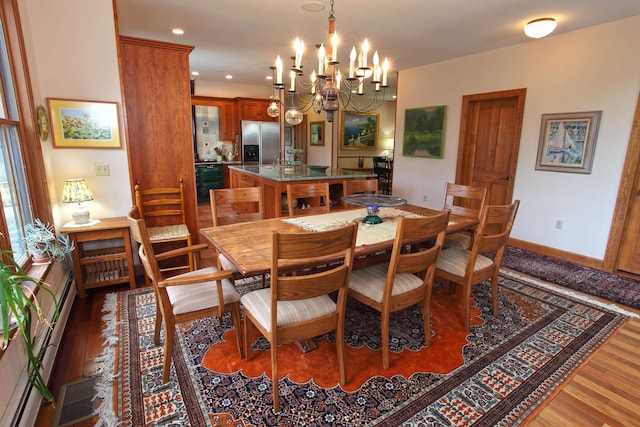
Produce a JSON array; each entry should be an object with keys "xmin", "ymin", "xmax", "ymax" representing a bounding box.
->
[{"xmin": 119, "ymin": 36, "xmax": 198, "ymax": 239}]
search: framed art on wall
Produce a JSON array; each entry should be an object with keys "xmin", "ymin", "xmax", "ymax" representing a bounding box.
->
[
  {"xmin": 310, "ymin": 121, "xmax": 324, "ymax": 146},
  {"xmin": 402, "ymin": 105, "xmax": 446, "ymax": 158},
  {"xmin": 340, "ymin": 111, "xmax": 379, "ymax": 150},
  {"xmin": 47, "ymin": 98, "xmax": 122, "ymax": 148},
  {"xmin": 535, "ymin": 111, "xmax": 602, "ymax": 174}
]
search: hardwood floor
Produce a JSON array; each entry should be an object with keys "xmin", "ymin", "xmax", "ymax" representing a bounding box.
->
[{"xmin": 34, "ymin": 204, "xmax": 640, "ymax": 426}]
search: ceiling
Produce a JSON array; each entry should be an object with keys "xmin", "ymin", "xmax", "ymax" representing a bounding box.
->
[{"xmin": 116, "ymin": 0, "xmax": 640, "ymax": 98}]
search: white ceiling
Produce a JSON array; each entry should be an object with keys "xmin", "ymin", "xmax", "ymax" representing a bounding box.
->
[{"xmin": 116, "ymin": 0, "xmax": 640, "ymax": 97}]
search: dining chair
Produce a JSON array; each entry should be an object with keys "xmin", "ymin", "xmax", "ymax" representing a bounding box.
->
[
  {"xmin": 210, "ymin": 187, "xmax": 266, "ymax": 286},
  {"xmin": 434, "ymin": 200, "xmax": 520, "ymax": 332},
  {"xmin": 343, "ymin": 178, "xmax": 378, "ymax": 196},
  {"xmin": 134, "ymin": 178, "xmax": 193, "ymax": 277},
  {"xmin": 241, "ymin": 222, "xmax": 358, "ymax": 413},
  {"xmin": 286, "ymin": 182, "xmax": 331, "ymax": 216},
  {"xmin": 127, "ymin": 206, "xmax": 243, "ymax": 383},
  {"xmin": 348, "ymin": 211, "xmax": 450, "ymax": 368},
  {"xmin": 441, "ymin": 182, "xmax": 487, "ymax": 249},
  {"xmin": 373, "ymin": 157, "xmax": 393, "ymax": 195}
]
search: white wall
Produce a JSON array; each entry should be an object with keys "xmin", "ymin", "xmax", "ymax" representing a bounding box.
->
[
  {"xmin": 194, "ymin": 79, "xmax": 269, "ymax": 99},
  {"xmin": 18, "ymin": 0, "xmax": 130, "ymax": 230},
  {"xmin": 394, "ymin": 15, "xmax": 640, "ymax": 260}
]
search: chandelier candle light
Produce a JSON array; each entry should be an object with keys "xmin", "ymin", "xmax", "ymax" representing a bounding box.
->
[
  {"xmin": 274, "ymin": 0, "xmax": 390, "ymax": 123},
  {"xmin": 62, "ymin": 178, "xmax": 94, "ymax": 224}
]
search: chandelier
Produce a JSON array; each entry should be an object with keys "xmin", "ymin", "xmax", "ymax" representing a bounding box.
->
[{"xmin": 272, "ymin": 0, "xmax": 390, "ymax": 124}]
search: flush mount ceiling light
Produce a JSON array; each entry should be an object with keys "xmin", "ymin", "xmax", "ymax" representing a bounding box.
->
[{"xmin": 524, "ymin": 17, "xmax": 557, "ymax": 39}]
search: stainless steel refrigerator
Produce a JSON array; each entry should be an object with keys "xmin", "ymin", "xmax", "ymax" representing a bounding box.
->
[{"xmin": 241, "ymin": 121, "xmax": 280, "ymax": 165}]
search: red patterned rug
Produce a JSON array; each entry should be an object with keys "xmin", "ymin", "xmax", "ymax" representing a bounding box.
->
[{"xmin": 95, "ymin": 271, "xmax": 628, "ymax": 426}]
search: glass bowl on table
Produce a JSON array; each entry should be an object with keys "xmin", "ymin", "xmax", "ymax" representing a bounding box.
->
[{"xmin": 341, "ymin": 194, "xmax": 407, "ymax": 224}]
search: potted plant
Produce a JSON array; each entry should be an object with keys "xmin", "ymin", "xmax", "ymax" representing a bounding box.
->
[
  {"xmin": 0, "ymin": 249, "xmax": 59, "ymax": 401},
  {"xmin": 23, "ymin": 219, "xmax": 74, "ymax": 264}
]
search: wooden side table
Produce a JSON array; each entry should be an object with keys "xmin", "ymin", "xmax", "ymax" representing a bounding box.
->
[{"xmin": 61, "ymin": 217, "xmax": 136, "ymax": 298}]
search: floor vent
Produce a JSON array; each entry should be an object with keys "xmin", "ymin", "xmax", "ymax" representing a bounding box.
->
[{"xmin": 52, "ymin": 376, "xmax": 98, "ymax": 426}]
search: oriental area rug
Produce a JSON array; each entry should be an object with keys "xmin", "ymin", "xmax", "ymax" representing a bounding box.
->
[
  {"xmin": 502, "ymin": 246, "xmax": 640, "ymax": 310},
  {"xmin": 95, "ymin": 271, "xmax": 628, "ymax": 426}
]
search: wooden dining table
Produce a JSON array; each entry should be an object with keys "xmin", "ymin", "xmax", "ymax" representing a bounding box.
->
[{"xmin": 199, "ymin": 204, "xmax": 479, "ymax": 278}]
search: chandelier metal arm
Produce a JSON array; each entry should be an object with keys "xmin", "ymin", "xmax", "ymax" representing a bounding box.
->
[{"xmin": 272, "ymin": 0, "xmax": 391, "ymax": 124}]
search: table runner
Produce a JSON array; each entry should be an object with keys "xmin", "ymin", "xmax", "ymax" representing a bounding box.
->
[{"xmin": 283, "ymin": 207, "xmax": 423, "ymax": 246}]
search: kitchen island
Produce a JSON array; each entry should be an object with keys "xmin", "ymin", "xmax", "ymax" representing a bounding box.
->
[{"xmin": 229, "ymin": 165, "xmax": 377, "ymax": 218}]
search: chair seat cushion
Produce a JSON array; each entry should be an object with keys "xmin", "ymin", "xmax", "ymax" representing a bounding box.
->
[
  {"xmin": 349, "ymin": 263, "xmax": 425, "ymax": 303},
  {"xmin": 218, "ymin": 253, "xmax": 237, "ymax": 272},
  {"xmin": 166, "ymin": 267, "xmax": 240, "ymax": 315},
  {"xmin": 443, "ymin": 232, "xmax": 471, "ymax": 249},
  {"xmin": 436, "ymin": 247, "xmax": 494, "ymax": 277},
  {"xmin": 240, "ymin": 288, "xmax": 336, "ymax": 333},
  {"xmin": 148, "ymin": 224, "xmax": 190, "ymax": 242}
]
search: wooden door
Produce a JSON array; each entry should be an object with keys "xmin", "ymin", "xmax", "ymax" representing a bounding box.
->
[
  {"xmin": 607, "ymin": 92, "xmax": 640, "ymax": 275},
  {"xmin": 456, "ymin": 89, "xmax": 526, "ymax": 205}
]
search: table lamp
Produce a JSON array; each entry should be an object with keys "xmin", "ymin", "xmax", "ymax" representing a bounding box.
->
[{"xmin": 62, "ymin": 178, "xmax": 94, "ymax": 224}]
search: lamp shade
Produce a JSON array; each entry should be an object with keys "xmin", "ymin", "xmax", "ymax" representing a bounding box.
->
[
  {"xmin": 62, "ymin": 179, "xmax": 94, "ymax": 224},
  {"xmin": 62, "ymin": 179, "xmax": 93, "ymax": 203},
  {"xmin": 524, "ymin": 18, "xmax": 557, "ymax": 39}
]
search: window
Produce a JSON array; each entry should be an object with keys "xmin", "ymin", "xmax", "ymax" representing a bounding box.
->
[{"xmin": 0, "ymin": 0, "xmax": 49, "ymax": 265}]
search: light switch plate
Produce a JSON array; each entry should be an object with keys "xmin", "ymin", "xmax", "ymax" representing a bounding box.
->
[{"xmin": 95, "ymin": 163, "xmax": 110, "ymax": 176}]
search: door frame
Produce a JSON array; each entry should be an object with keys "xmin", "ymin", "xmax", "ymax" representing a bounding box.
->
[{"xmin": 604, "ymin": 92, "xmax": 640, "ymax": 273}]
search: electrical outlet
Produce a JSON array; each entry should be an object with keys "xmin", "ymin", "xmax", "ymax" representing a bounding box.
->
[
  {"xmin": 555, "ymin": 219, "xmax": 563, "ymax": 230},
  {"xmin": 95, "ymin": 162, "xmax": 110, "ymax": 176},
  {"xmin": 423, "ymin": 195, "xmax": 427, "ymax": 202}
]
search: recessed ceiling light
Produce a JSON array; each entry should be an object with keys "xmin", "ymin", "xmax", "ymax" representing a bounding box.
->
[
  {"xmin": 225, "ymin": 75, "xmax": 233, "ymax": 79},
  {"xmin": 266, "ymin": 75, "xmax": 273, "ymax": 80},
  {"xmin": 191, "ymin": 71, "xmax": 199, "ymax": 76},
  {"xmin": 172, "ymin": 28, "xmax": 184, "ymax": 35},
  {"xmin": 524, "ymin": 18, "xmax": 557, "ymax": 38}
]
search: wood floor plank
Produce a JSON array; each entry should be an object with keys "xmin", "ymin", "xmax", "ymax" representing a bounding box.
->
[
  {"xmin": 528, "ymin": 392, "xmax": 609, "ymax": 427},
  {"xmin": 563, "ymin": 380, "xmax": 637, "ymax": 427}
]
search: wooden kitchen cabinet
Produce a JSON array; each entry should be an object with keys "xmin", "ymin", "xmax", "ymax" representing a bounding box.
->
[
  {"xmin": 237, "ymin": 98, "xmax": 278, "ymax": 122},
  {"xmin": 192, "ymin": 96, "xmax": 239, "ymax": 142},
  {"xmin": 219, "ymin": 100, "xmax": 238, "ymax": 141}
]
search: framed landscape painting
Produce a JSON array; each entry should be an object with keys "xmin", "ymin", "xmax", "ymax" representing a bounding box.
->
[
  {"xmin": 47, "ymin": 98, "xmax": 122, "ymax": 148},
  {"xmin": 535, "ymin": 111, "xmax": 602, "ymax": 174},
  {"xmin": 403, "ymin": 105, "xmax": 446, "ymax": 158},
  {"xmin": 340, "ymin": 111, "xmax": 379, "ymax": 150}
]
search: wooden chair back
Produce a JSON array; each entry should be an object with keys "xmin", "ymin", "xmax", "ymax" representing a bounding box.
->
[
  {"xmin": 134, "ymin": 178, "xmax": 188, "ymax": 228},
  {"xmin": 343, "ymin": 178, "xmax": 378, "ymax": 196},
  {"xmin": 210, "ymin": 187, "xmax": 263, "ymax": 226},
  {"xmin": 127, "ymin": 206, "xmax": 163, "ymax": 287},
  {"xmin": 286, "ymin": 182, "xmax": 331, "ymax": 216},
  {"xmin": 272, "ymin": 223, "xmax": 358, "ymax": 310},
  {"xmin": 441, "ymin": 182, "xmax": 487, "ymax": 219},
  {"xmin": 473, "ymin": 200, "xmax": 520, "ymax": 257},
  {"xmin": 373, "ymin": 157, "xmax": 393, "ymax": 194},
  {"xmin": 388, "ymin": 211, "xmax": 450, "ymax": 280}
]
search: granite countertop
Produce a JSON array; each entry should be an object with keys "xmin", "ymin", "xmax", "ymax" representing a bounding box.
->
[
  {"xmin": 229, "ymin": 165, "xmax": 377, "ymax": 181},
  {"xmin": 195, "ymin": 160, "xmax": 242, "ymax": 166}
]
